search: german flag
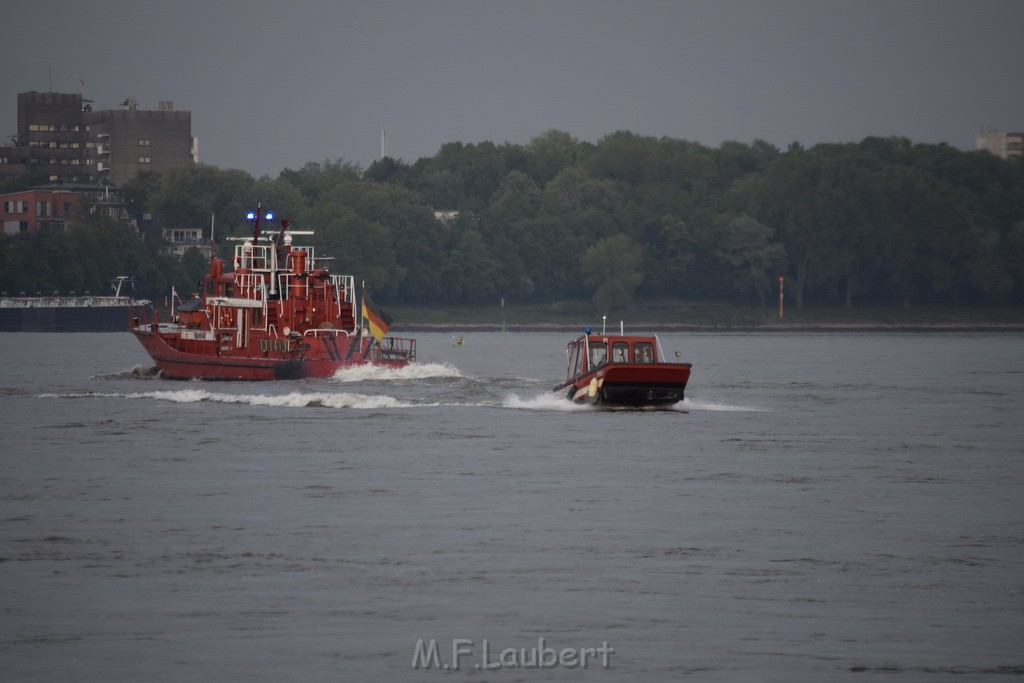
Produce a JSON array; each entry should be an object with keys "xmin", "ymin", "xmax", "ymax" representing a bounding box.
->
[{"xmin": 361, "ymin": 292, "xmax": 393, "ymax": 341}]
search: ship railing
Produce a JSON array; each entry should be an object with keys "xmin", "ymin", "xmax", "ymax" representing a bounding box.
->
[
  {"xmin": 0, "ymin": 295, "xmax": 139, "ymax": 308},
  {"xmin": 229, "ymin": 240, "xmax": 270, "ymax": 271},
  {"xmin": 303, "ymin": 328, "xmax": 351, "ymax": 337},
  {"xmin": 371, "ymin": 336, "xmax": 417, "ymax": 363},
  {"xmin": 277, "ymin": 271, "xmax": 306, "ymax": 299},
  {"xmin": 333, "ymin": 275, "xmax": 354, "ymax": 304},
  {"xmin": 285, "ymin": 245, "xmax": 316, "ymax": 270},
  {"xmin": 234, "ymin": 272, "xmax": 267, "ymax": 302},
  {"xmin": 207, "ymin": 295, "xmax": 267, "ymax": 336}
]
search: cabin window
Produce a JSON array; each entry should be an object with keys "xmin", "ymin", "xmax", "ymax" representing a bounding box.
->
[
  {"xmin": 252, "ymin": 309, "xmax": 262, "ymax": 326},
  {"xmin": 589, "ymin": 342, "xmax": 607, "ymax": 368},
  {"xmin": 612, "ymin": 342, "xmax": 629, "ymax": 363},
  {"xmin": 224, "ymin": 283, "xmax": 234, "ymax": 297},
  {"xmin": 634, "ymin": 342, "xmax": 654, "ymax": 363},
  {"xmin": 567, "ymin": 343, "xmax": 582, "ymax": 379}
]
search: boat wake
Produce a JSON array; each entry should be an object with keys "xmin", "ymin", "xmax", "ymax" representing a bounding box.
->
[
  {"xmin": 92, "ymin": 364, "xmax": 162, "ymax": 380},
  {"xmin": 680, "ymin": 397, "xmax": 765, "ymax": 412},
  {"xmin": 502, "ymin": 392, "xmax": 594, "ymax": 412},
  {"xmin": 39, "ymin": 387, "xmax": 762, "ymax": 414},
  {"xmin": 41, "ymin": 389, "xmax": 432, "ymax": 410},
  {"xmin": 41, "ymin": 387, "xmax": 584, "ymax": 412},
  {"xmin": 330, "ymin": 362, "xmax": 461, "ymax": 382}
]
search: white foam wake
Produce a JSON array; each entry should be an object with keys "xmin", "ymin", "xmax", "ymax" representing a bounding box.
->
[
  {"xmin": 330, "ymin": 362, "xmax": 462, "ymax": 382},
  {"xmin": 679, "ymin": 398, "xmax": 764, "ymax": 412},
  {"xmin": 502, "ymin": 392, "xmax": 593, "ymax": 412},
  {"xmin": 41, "ymin": 389, "xmax": 425, "ymax": 410}
]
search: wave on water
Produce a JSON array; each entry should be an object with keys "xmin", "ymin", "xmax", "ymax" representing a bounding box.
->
[
  {"xmin": 330, "ymin": 362, "xmax": 462, "ymax": 382},
  {"xmin": 40, "ymin": 389, "xmax": 428, "ymax": 410},
  {"xmin": 502, "ymin": 393, "xmax": 765, "ymax": 413},
  {"xmin": 680, "ymin": 397, "xmax": 764, "ymax": 412},
  {"xmin": 502, "ymin": 392, "xmax": 593, "ymax": 412},
  {"xmin": 91, "ymin": 364, "xmax": 162, "ymax": 380},
  {"xmin": 39, "ymin": 386, "xmax": 763, "ymax": 413}
]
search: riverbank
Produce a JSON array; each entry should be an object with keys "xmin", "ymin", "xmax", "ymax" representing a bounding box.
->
[{"xmin": 388, "ymin": 303, "xmax": 1024, "ymax": 333}]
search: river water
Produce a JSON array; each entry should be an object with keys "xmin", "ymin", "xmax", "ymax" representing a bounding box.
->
[{"xmin": 1, "ymin": 331, "xmax": 1022, "ymax": 681}]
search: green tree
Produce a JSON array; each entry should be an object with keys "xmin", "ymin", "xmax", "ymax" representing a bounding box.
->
[
  {"xmin": 524, "ymin": 129, "xmax": 585, "ymax": 185},
  {"xmin": 715, "ymin": 214, "xmax": 787, "ymax": 306},
  {"xmin": 439, "ymin": 229, "xmax": 502, "ymax": 303},
  {"xmin": 278, "ymin": 159, "xmax": 362, "ymax": 203},
  {"xmin": 322, "ymin": 180, "xmax": 444, "ymax": 302},
  {"xmin": 151, "ymin": 163, "xmax": 255, "ymax": 233},
  {"xmin": 297, "ymin": 202, "xmax": 404, "ymax": 299},
  {"xmin": 580, "ymin": 234, "xmax": 644, "ymax": 310}
]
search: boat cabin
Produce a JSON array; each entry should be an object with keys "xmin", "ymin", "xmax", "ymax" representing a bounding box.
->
[{"xmin": 564, "ymin": 333, "xmax": 663, "ymax": 382}]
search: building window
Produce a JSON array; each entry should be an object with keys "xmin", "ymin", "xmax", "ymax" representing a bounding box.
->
[
  {"xmin": 138, "ymin": 139, "xmax": 151, "ymax": 147},
  {"xmin": 139, "ymin": 157, "xmax": 151, "ymax": 164}
]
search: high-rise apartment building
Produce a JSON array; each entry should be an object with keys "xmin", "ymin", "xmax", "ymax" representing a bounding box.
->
[
  {"xmin": 0, "ymin": 91, "xmax": 196, "ymax": 187},
  {"xmin": 0, "ymin": 92, "xmax": 92, "ymax": 184},
  {"xmin": 89, "ymin": 98, "xmax": 196, "ymax": 186},
  {"xmin": 976, "ymin": 131, "xmax": 1023, "ymax": 159}
]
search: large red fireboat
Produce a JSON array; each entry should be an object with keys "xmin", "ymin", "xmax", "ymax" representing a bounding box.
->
[{"xmin": 131, "ymin": 208, "xmax": 415, "ymax": 380}]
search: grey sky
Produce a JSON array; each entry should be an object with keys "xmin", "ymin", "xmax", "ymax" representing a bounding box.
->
[{"xmin": 3, "ymin": 0, "xmax": 1021, "ymax": 177}]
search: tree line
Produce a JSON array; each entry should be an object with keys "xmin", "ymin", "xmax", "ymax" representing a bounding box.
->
[{"xmin": 2, "ymin": 130, "xmax": 1023, "ymax": 308}]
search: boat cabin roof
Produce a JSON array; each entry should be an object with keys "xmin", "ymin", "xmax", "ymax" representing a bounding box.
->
[
  {"xmin": 567, "ymin": 333, "xmax": 659, "ymax": 349},
  {"xmin": 565, "ymin": 333, "xmax": 664, "ymax": 379}
]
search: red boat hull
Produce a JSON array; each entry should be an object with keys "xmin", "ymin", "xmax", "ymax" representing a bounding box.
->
[
  {"xmin": 562, "ymin": 363, "xmax": 692, "ymax": 407},
  {"xmin": 132, "ymin": 326, "xmax": 412, "ymax": 380}
]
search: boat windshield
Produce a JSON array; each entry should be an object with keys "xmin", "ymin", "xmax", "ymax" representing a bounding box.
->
[
  {"xmin": 634, "ymin": 342, "xmax": 654, "ymax": 363},
  {"xmin": 567, "ymin": 340, "xmax": 584, "ymax": 380}
]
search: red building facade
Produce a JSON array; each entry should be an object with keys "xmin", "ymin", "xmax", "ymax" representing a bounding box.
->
[{"xmin": 1, "ymin": 189, "xmax": 79, "ymax": 235}]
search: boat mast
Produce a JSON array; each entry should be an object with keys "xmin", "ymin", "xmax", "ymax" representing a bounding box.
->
[
  {"xmin": 209, "ymin": 212, "xmax": 216, "ymax": 271},
  {"xmin": 250, "ymin": 203, "xmax": 262, "ymax": 246}
]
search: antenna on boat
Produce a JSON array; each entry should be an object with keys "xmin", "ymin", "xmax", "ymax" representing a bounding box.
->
[
  {"xmin": 209, "ymin": 212, "xmax": 216, "ymax": 269},
  {"xmin": 248, "ymin": 203, "xmax": 262, "ymax": 246}
]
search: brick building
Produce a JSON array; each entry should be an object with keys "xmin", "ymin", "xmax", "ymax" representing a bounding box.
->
[{"xmin": 0, "ymin": 188, "xmax": 79, "ymax": 235}]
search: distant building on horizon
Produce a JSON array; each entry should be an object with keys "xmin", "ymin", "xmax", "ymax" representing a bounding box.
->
[
  {"xmin": 0, "ymin": 187, "xmax": 79, "ymax": 235},
  {"xmin": 976, "ymin": 130, "xmax": 1023, "ymax": 160},
  {"xmin": 90, "ymin": 97, "xmax": 197, "ymax": 186},
  {"xmin": 0, "ymin": 91, "xmax": 197, "ymax": 187},
  {"xmin": 0, "ymin": 183, "xmax": 154, "ymax": 237}
]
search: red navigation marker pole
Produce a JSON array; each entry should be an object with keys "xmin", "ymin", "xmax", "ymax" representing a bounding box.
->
[{"xmin": 778, "ymin": 276, "xmax": 784, "ymax": 319}]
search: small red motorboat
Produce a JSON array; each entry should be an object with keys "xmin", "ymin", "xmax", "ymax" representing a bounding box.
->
[
  {"xmin": 554, "ymin": 328, "xmax": 692, "ymax": 407},
  {"xmin": 130, "ymin": 208, "xmax": 415, "ymax": 380}
]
